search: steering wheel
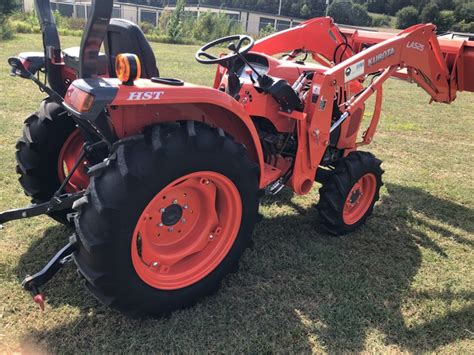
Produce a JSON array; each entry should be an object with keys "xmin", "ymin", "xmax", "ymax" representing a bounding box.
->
[{"xmin": 195, "ymin": 35, "xmax": 255, "ymax": 65}]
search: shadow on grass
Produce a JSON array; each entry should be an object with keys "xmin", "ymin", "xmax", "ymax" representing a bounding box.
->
[{"xmin": 14, "ymin": 183, "xmax": 473, "ymax": 352}]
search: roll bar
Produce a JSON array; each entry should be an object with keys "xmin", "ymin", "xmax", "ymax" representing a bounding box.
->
[
  {"xmin": 79, "ymin": 0, "xmax": 114, "ymax": 78},
  {"xmin": 34, "ymin": 0, "xmax": 65, "ymax": 95},
  {"xmin": 35, "ymin": 0, "xmax": 114, "ymax": 83}
]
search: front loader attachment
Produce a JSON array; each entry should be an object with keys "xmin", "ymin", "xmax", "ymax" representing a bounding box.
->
[{"xmin": 340, "ymin": 25, "xmax": 474, "ymax": 96}]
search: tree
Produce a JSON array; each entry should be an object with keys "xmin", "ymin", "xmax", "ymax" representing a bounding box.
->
[
  {"xmin": 192, "ymin": 11, "xmax": 239, "ymax": 42},
  {"xmin": 386, "ymin": 0, "xmax": 413, "ymax": 16},
  {"xmin": 0, "ymin": 0, "xmax": 19, "ymax": 15},
  {"xmin": 437, "ymin": 10, "xmax": 456, "ymax": 31},
  {"xmin": 166, "ymin": 0, "xmax": 186, "ymax": 41},
  {"xmin": 328, "ymin": 0, "xmax": 372, "ymax": 26},
  {"xmin": 300, "ymin": 4, "xmax": 310, "ymax": 18},
  {"xmin": 420, "ymin": 1, "xmax": 440, "ymax": 23},
  {"xmin": 452, "ymin": 20, "xmax": 474, "ymax": 32},
  {"xmin": 158, "ymin": 9, "xmax": 172, "ymax": 33},
  {"xmin": 365, "ymin": 0, "xmax": 388, "ymax": 14},
  {"xmin": 396, "ymin": 6, "xmax": 420, "ymax": 29},
  {"xmin": 328, "ymin": 0, "xmax": 352, "ymax": 25},
  {"xmin": 453, "ymin": 1, "xmax": 474, "ymax": 23},
  {"xmin": 352, "ymin": 3, "xmax": 373, "ymax": 26},
  {"xmin": 0, "ymin": 0, "xmax": 19, "ymax": 40},
  {"xmin": 436, "ymin": 0, "xmax": 454, "ymax": 11},
  {"xmin": 259, "ymin": 23, "xmax": 276, "ymax": 38}
]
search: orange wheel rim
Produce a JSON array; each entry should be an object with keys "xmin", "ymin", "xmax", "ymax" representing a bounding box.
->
[
  {"xmin": 342, "ymin": 173, "xmax": 377, "ymax": 225},
  {"xmin": 57, "ymin": 129, "xmax": 90, "ymax": 193},
  {"xmin": 131, "ymin": 171, "xmax": 242, "ymax": 290}
]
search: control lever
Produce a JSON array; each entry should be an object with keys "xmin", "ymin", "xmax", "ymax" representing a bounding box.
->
[
  {"xmin": 227, "ymin": 42, "xmax": 277, "ymax": 93},
  {"xmin": 245, "ymin": 69, "xmax": 256, "ymax": 84},
  {"xmin": 8, "ymin": 57, "xmax": 63, "ymax": 105},
  {"xmin": 227, "ymin": 42, "xmax": 263, "ymax": 81}
]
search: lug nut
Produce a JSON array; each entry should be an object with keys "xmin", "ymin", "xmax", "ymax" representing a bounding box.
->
[
  {"xmin": 209, "ymin": 234, "xmax": 214, "ymax": 240},
  {"xmin": 152, "ymin": 262, "xmax": 159, "ymax": 268},
  {"xmin": 168, "ymin": 227, "xmax": 174, "ymax": 232},
  {"xmin": 158, "ymin": 223, "xmax": 164, "ymax": 227},
  {"xmin": 160, "ymin": 208, "xmax": 166, "ymax": 213},
  {"xmin": 181, "ymin": 218, "xmax": 186, "ymax": 224},
  {"xmin": 173, "ymin": 200, "xmax": 178, "ymax": 204},
  {"xmin": 183, "ymin": 205, "xmax": 189, "ymax": 209}
]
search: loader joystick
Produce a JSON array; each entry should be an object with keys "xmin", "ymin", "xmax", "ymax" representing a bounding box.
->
[{"xmin": 195, "ymin": 34, "xmax": 255, "ymax": 65}]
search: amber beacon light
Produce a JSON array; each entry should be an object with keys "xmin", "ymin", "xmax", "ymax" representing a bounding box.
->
[{"xmin": 115, "ymin": 53, "xmax": 142, "ymax": 85}]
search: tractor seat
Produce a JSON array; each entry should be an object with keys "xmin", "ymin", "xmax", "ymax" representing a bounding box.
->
[
  {"xmin": 105, "ymin": 18, "xmax": 159, "ymax": 79},
  {"xmin": 63, "ymin": 47, "xmax": 109, "ymax": 75}
]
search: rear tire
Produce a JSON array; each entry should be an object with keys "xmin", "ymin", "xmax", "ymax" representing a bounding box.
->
[
  {"xmin": 16, "ymin": 99, "xmax": 79, "ymax": 224},
  {"xmin": 317, "ymin": 151, "xmax": 384, "ymax": 235},
  {"xmin": 73, "ymin": 122, "xmax": 260, "ymax": 316}
]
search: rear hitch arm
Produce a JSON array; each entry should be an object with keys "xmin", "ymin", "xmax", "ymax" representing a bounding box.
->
[
  {"xmin": 0, "ymin": 191, "xmax": 84, "ymax": 225},
  {"xmin": 22, "ymin": 234, "xmax": 78, "ymax": 311}
]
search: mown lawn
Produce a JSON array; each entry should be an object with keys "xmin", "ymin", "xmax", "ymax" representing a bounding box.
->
[{"xmin": 0, "ymin": 34, "xmax": 473, "ymax": 353}]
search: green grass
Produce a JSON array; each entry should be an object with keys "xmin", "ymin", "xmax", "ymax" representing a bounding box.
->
[{"xmin": 0, "ymin": 34, "xmax": 473, "ymax": 353}]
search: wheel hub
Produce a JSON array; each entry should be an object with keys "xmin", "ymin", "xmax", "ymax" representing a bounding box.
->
[
  {"xmin": 349, "ymin": 188, "xmax": 362, "ymax": 205},
  {"xmin": 343, "ymin": 173, "xmax": 377, "ymax": 225},
  {"xmin": 131, "ymin": 171, "xmax": 242, "ymax": 290},
  {"xmin": 161, "ymin": 204, "xmax": 184, "ymax": 226}
]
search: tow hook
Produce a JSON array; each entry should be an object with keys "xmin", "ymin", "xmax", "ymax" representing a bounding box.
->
[{"xmin": 21, "ymin": 235, "xmax": 78, "ymax": 311}]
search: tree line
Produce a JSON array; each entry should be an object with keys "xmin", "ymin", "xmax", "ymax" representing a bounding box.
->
[{"xmin": 125, "ymin": 0, "xmax": 473, "ymax": 32}]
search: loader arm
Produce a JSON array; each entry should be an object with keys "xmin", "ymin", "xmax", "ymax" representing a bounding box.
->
[
  {"xmin": 329, "ymin": 24, "xmax": 453, "ymax": 103},
  {"xmin": 253, "ymin": 17, "xmax": 354, "ymax": 65},
  {"xmin": 341, "ymin": 26, "xmax": 474, "ymax": 94},
  {"xmin": 289, "ymin": 23, "xmax": 471, "ymax": 195}
]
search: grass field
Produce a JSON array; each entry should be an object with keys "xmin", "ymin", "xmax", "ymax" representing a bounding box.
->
[{"xmin": 0, "ymin": 34, "xmax": 473, "ymax": 353}]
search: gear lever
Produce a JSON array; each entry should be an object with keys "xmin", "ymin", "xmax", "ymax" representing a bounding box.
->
[{"xmin": 227, "ymin": 42, "xmax": 263, "ymax": 81}]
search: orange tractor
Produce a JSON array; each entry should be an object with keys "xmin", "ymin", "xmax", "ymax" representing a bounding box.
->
[{"xmin": 3, "ymin": 0, "xmax": 474, "ymax": 316}]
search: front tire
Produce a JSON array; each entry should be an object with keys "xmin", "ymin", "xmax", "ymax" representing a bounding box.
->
[
  {"xmin": 317, "ymin": 151, "xmax": 384, "ymax": 235},
  {"xmin": 73, "ymin": 122, "xmax": 260, "ymax": 316}
]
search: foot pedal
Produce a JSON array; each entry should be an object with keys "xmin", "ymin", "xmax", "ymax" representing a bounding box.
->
[{"xmin": 265, "ymin": 179, "xmax": 285, "ymax": 195}]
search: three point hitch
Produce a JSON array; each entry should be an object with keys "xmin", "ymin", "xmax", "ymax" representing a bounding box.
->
[
  {"xmin": 22, "ymin": 235, "xmax": 78, "ymax": 311},
  {"xmin": 0, "ymin": 192, "xmax": 84, "ymax": 225},
  {"xmin": 0, "ymin": 192, "xmax": 84, "ymax": 311}
]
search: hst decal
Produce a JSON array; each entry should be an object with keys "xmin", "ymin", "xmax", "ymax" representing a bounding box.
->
[{"xmin": 127, "ymin": 91, "xmax": 165, "ymax": 101}]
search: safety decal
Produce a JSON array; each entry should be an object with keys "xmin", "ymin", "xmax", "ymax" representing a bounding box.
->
[{"xmin": 344, "ymin": 60, "xmax": 365, "ymax": 83}]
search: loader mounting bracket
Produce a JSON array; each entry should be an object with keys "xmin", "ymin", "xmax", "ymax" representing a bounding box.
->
[{"xmin": 22, "ymin": 234, "xmax": 78, "ymax": 311}]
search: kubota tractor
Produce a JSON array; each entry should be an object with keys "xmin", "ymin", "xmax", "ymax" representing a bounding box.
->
[{"xmin": 2, "ymin": 0, "xmax": 473, "ymax": 316}]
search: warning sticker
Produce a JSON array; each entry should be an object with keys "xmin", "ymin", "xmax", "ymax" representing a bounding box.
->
[{"xmin": 344, "ymin": 60, "xmax": 365, "ymax": 83}]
